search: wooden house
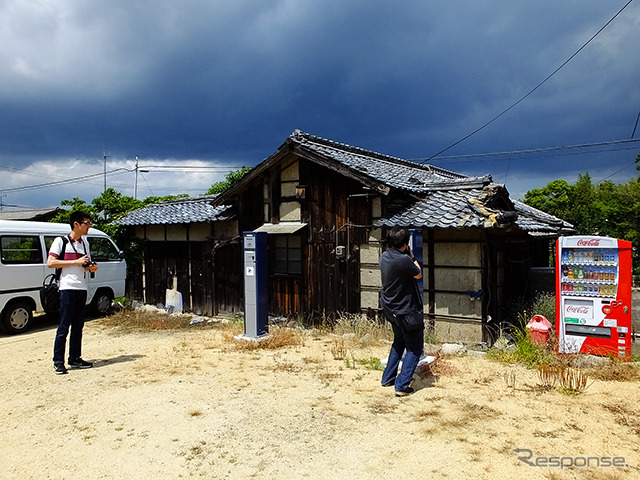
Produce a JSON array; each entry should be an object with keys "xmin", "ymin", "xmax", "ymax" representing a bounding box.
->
[
  {"xmin": 120, "ymin": 130, "xmax": 571, "ymax": 343},
  {"xmin": 118, "ymin": 196, "xmax": 239, "ymax": 315}
]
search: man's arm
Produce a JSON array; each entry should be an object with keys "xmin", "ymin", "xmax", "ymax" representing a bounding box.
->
[
  {"xmin": 406, "ymin": 246, "xmax": 422, "ymax": 279},
  {"xmin": 47, "ymin": 254, "xmax": 89, "ymax": 269}
]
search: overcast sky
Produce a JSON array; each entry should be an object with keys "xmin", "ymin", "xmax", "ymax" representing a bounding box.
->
[{"xmin": 1, "ymin": 0, "xmax": 639, "ymax": 209}]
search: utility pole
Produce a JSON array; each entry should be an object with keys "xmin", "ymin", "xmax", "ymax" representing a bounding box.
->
[
  {"xmin": 134, "ymin": 156, "xmax": 149, "ymax": 200},
  {"xmin": 103, "ymin": 151, "xmax": 110, "ymax": 192}
]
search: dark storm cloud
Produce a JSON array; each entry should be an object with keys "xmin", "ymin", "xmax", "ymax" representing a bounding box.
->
[{"xmin": 0, "ymin": 0, "xmax": 639, "ymax": 206}]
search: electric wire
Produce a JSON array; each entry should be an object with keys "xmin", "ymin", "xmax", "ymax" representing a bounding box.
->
[
  {"xmin": 412, "ymin": 137, "xmax": 640, "ymax": 162},
  {"xmin": 632, "ymin": 107, "xmax": 640, "ymax": 138},
  {"xmin": 0, "ymin": 168, "xmax": 131, "ymax": 194},
  {"xmin": 0, "ymin": 162, "xmax": 245, "ymax": 196},
  {"xmin": 421, "ymin": 0, "xmax": 636, "ymax": 163}
]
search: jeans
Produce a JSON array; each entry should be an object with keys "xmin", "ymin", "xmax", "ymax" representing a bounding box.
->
[
  {"xmin": 381, "ymin": 320, "xmax": 424, "ymax": 391},
  {"xmin": 53, "ymin": 290, "xmax": 87, "ymax": 365}
]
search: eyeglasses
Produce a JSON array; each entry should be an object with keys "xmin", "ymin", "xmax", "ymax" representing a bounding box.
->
[{"xmin": 81, "ymin": 221, "xmax": 92, "ymax": 226}]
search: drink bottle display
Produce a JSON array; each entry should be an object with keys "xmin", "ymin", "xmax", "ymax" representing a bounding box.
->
[{"xmin": 556, "ymin": 236, "xmax": 632, "ymax": 360}]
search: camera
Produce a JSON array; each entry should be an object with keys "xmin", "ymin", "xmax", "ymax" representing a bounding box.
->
[{"xmin": 83, "ymin": 261, "xmax": 97, "ymax": 268}]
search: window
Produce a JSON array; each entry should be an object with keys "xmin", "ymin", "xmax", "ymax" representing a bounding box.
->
[
  {"xmin": 44, "ymin": 236, "xmax": 121, "ymax": 262},
  {"xmin": 87, "ymin": 237, "xmax": 121, "ymax": 262},
  {"xmin": 274, "ymin": 235, "xmax": 302, "ymax": 275},
  {"xmin": 1, "ymin": 236, "xmax": 43, "ymax": 264}
]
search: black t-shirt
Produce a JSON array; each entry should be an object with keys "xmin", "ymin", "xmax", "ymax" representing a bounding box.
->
[{"xmin": 379, "ymin": 247, "xmax": 422, "ymax": 315}]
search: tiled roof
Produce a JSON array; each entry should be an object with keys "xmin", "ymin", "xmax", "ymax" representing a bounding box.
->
[
  {"xmin": 290, "ymin": 130, "xmax": 571, "ymax": 233},
  {"xmin": 288, "ymin": 130, "xmax": 487, "ymax": 193},
  {"xmin": 512, "ymin": 200, "xmax": 573, "ymax": 233},
  {"xmin": 117, "ymin": 196, "xmax": 235, "ymax": 226},
  {"xmin": 0, "ymin": 207, "xmax": 65, "ymax": 221}
]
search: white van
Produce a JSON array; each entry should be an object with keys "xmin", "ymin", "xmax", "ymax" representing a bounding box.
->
[{"xmin": 0, "ymin": 220, "xmax": 127, "ymax": 334}]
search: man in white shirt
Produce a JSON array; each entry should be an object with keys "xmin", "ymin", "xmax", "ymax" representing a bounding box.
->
[{"xmin": 47, "ymin": 211, "xmax": 99, "ymax": 375}]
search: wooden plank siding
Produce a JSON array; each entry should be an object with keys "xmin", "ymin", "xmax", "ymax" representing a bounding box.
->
[
  {"xmin": 230, "ymin": 157, "xmax": 374, "ymax": 321},
  {"xmin": 298, "ymin": 161, "xmax": 371, "ymax": 318},
  {"xmin": 137, "ymin": 240, "xmax": 241, "ymax": 316}
]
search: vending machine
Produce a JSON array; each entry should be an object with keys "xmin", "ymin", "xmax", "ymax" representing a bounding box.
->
[{"xmin": 556, "ymin": 236, "xmax": 633, "ymax": 360}]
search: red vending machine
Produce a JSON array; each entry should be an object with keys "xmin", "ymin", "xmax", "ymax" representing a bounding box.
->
[{"xmin": 556, "ymin": 236, "xmax": 633, "ymax": 360}]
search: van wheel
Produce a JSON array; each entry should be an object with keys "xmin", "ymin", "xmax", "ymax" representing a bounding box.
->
[
  {"xmin": 1, "ymin": 301, "xmax": 33, "ymax": 334},
  {"xmin": 91, "ymin": 290, "xmax": 114, "ymax": 317}
]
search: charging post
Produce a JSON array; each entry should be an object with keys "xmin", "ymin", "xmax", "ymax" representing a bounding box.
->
[
  {"xmin": 239, "ymin": 231, "xmax": 269, "ymax": 339},
  {"xmin": 409, "ymin": 229, "xmax": 423, "ymax": 295}
]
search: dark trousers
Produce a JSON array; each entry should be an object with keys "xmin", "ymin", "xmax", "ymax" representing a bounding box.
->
[
  {"xmin": 53, "ymin": 290, "xmax": 87, "ymax": 365},
  {"xmin": 381, "ymin": 321, "xmax": 424, "ymax": 391}
]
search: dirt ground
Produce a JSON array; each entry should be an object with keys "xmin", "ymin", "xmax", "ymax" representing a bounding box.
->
[{"xmin": 1, "ymin": 314, "xmax": 639, "ymax": 480}]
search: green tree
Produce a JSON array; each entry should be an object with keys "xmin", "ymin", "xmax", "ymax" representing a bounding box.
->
[
  {"xmin": 205, "ymin": 166, "xmax": 252, "ymax": 195},
  {"xmin": 523, "ymin": 179, "xmax": 574, "ymax": 221},
  {"xmin": 51, "ymin": 188, "xmax": 189, "ymax": 275},
  {"xmin": 525, "ymin": 172, "xmax": 640, "ymax": 275}
]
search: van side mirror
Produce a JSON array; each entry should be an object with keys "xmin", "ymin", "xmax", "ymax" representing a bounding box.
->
[{"xmin": 118, "ymin": 251, "xmax": 125, "ymax": 260}]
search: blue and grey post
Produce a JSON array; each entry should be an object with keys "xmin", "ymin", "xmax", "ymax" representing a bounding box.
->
[
  {"xmin": 242, "ymin": 231, "xmax": 269, "ymax": 338},
  {"xmin": 409, "ymin": 229, "xmax": 423, "ymax": 296}
]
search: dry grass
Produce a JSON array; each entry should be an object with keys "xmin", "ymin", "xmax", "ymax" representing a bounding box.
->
[
  {"xmin": 601, "ymin": 401, "xmax": 640, "ymax": 435},
  {"xmin": 101, "ymin": 308, "xmax": 236, "ymax": 333},
  {"xmin": 537, "ymin": 364, "xmax": 591, "ymax": 394},
  {"xmin": 223, "ymin": 325, "xmax": 306, "ymax": 351},
  {"xmin": 588, "ymin": 360, "xmax": 640, "ymax": 382},
  {"xmin": 331, "ymin": 314, "xmax": 393, "ymax": 346},
  {"xmin": 503, "ymin": 370, "xmax": 517, "ymax": 389},
  {"xmin": 330, "ymin": 338, "xmax": 348, "ymax": 360},
  {"xmin": 415, "ymin": 396, "xmax": 500, "ymax": 436},
  {"xmin": 538, "ymin": 364, "xmax": 563, "ymax": 389}
]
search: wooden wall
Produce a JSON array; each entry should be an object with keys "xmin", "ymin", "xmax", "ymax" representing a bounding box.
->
[{"xmin": 233, "ymin": 157, "xmax": 373, "ymax": 321}]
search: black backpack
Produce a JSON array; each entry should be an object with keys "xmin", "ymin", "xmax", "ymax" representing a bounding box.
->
[{"xmin": 40, "ymin": 236, "xmax": 70, "ymax": 314}]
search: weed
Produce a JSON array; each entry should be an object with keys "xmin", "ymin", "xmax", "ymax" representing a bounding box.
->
[
  {"xmin": 332, "ymin": 313, "xmax": 393, "ymax": 345},
  {"xmin": 503, "ymin": 371, "xmax": 517, "ymax": 389},
  {"xmin": 601, "ymin": 401, "xmax": 640, "ymax": 435},
  {"xmin": 557, "ymin": 367, "xmax": 590, "ymax": 395},
  {"xmin": 538, "ymin": 364, "xmax": 563, "ymax": 388},
  {"xmin": 221, "ymin": 325, "xmax": 305, "ymax": 352},
  {"xmin": 101, "ymin": 308, "xmax": 231, "ymax": 332},
  {"xmin": 487, "ymin": 329, "xmax": 556, "ymax": 368},
  {"xmin": 589, "ymin": 359, "xmax": 640, "ymax": 382},
  {"xmin": 331, "ymin": 338, "xmax": 348, "ymax": 360},
  {"xmin": 356, "ymin": 357, "xmax": 384, "ymax": 371}
]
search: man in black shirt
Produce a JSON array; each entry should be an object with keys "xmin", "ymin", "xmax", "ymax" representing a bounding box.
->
[{"xmin": 379, "ymin": 226, "xmax": 423, "ymax": 396}]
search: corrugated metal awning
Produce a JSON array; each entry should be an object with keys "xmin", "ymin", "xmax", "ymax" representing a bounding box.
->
[{"xmin": 253, "ymin": 222, "xmax": 307, "ymax": 234}]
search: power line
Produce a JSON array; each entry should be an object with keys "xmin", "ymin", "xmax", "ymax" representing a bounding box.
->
[
  {"xmin": 632, "ymin": 107, "xmax": 640, "ymax": 138},
  {"xmin": 0, "ymin": 168, "xmax": 131, "ymax": 194},
  {"xmin": 138, "ymin": 165, "xmax": 244, "ymax": 171},
  {"xmin": 593, "ymin": 161, "xmax": 637, "ymax": 184},
  {"xmin": 0, "ymin": 163, "xmax": 243, "ymax": 195},
  {"xmin": 423, "ymin": 0, "xmax": 636, "ymax": 162},
  {"xmin": 411, "ymin": 137, "xmax": 640, "ymax": 162}
]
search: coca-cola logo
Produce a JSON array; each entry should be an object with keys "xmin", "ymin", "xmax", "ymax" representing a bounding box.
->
[
  {"xmin": 567, "ymin": 305, "xmax": 590, "ymax": 314},
  {"xmin": 576, "ymin": 239, "xmax": 600, "ymax": 246}
]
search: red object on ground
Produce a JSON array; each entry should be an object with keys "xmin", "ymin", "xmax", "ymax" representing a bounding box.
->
[{"xmin": 526, "ymin": 315, "xmax": 552, "ymax": 345}]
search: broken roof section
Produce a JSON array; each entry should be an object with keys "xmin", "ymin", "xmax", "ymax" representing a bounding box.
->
[{"xmin": 117, "ymin": 196, "xmax": 235, "ymax": 226}]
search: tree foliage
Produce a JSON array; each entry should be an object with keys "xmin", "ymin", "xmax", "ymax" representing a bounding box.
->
[
  {"xmin": 50, "ymin": 188, "xmax": 188, "ymax": 271},
  {"xmin": 205, "ymin": 166, "xmax": 252, "ymax": 195},
  {"xmin": 524, "ymin": 170, "xmax": 640, "ymax": 273},
  {"xmin": 48, "ymin": 166, "xmax": 252, "ymax": 272}
]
